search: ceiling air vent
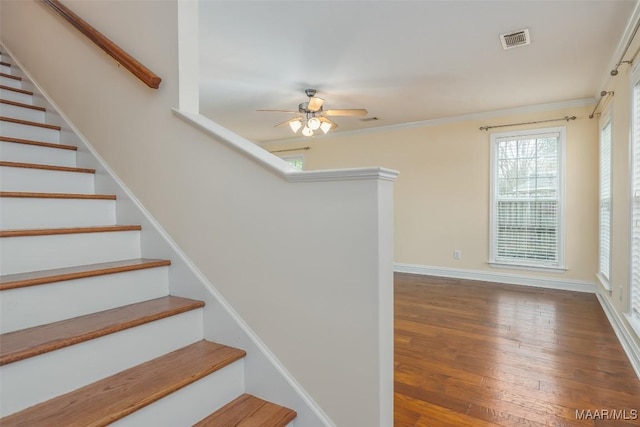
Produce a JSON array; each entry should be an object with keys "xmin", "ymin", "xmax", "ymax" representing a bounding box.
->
[{"xmin": 499, "ymin": 28, "xmax": 530, "ymax": 50}]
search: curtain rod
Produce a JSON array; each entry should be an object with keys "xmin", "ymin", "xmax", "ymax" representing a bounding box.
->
[
  {"xmin": 589, "ymin": 91, "xmax": 614, "ymax": 119},
  {"xmin": 270, "ymin": 147, "xmax": 310, "ymax": 154},
  {"xmin": 611, "ymin": 14, "xmax": 640, "ymax": 76},
  {"xmin": 479, "ymin": 116, "xmax": 576, "ymax": 131}
]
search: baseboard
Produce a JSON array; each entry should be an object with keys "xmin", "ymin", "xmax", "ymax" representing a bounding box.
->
[
  {"xmin": 595, "ymin": 291, "xmax": 640, "ymax": 380},
  {"xmin": 394, "ymin": 262, "xmax": 597, "ymax": 293}
]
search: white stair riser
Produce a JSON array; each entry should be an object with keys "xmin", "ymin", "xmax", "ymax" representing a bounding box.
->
[
  {"xmin": 0, "ymin": 167, "xmax": 94, "ymax": 193},
  {"xmin": 0, "ymin": 141, "xmax": 77, "ymax": 167},
  {"xmin": 0, "ymin": 88, "xmax": 31, "ymax": 104},
  {"xmin": 0, "ymin": 121, "xmax": 59, "ymax": 143},
  {"xmin": 0, "ymin": 103, "xmax": 45, "ymax": 123},
  {"xmin": 0, "ymin": 76, "xmax": 22, "ymax": 89},
  {"xmin": 0, "ymin": 230, "xmax": 141, "ymax": 275},
  {"xmin": 0, "ymin": 197, "xmax": 116, "ymax": 229},
  {"xmin": 0, "ymin": 64, "xmax": 11, "ymax": 74},
  {"xmin": 112, "ymin": 360, "xmax": 245, "ymax": 427},
  {"xmin": 0, "ymin": 309, "xmax": 204, "ymax": 416},
  {"xmin": 0, "ymin": 266, "xmax": 170, "ymax": 333}
]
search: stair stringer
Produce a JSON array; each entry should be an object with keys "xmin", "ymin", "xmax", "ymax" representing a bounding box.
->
[{"xmin": 1, "ymin": 46, "xmax": 332, "ymax": 427}]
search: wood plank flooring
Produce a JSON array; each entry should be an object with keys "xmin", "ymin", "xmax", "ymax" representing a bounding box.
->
[{"xmin": 394, "ymin": 273, "xmax": 640, "ymax": 427}]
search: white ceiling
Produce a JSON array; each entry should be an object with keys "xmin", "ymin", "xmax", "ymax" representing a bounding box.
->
[{"xmin": 198, "ymin": 0, "xmax": 637, "ymax": 144}]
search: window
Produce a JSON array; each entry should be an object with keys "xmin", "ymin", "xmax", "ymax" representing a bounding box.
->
[
  {"xmin": 630, "ymin": 62, "xmax": 640, "ymax": 330},
  {"xmin": 490, "ymin": 127, "xmax": 565, "ymax": 269},
  {"xmin": 598, "ymin": 110, "xmax": 612, "ymax": 289},
  {"xmin": 281, "ymin": 155, "xmax": 304, "ymax": 170}
]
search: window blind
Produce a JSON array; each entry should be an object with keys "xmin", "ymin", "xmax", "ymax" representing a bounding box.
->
[
  {"xmin": 632, "ymin": 80, "xmax": 640, "ymax": 320},
  {"xmin": 492, "ymin": 133, "xmax": 561, "ymax": 267},
  {"xmin": 599, "ymin": 119, "xmax": 612, "ymax": 281}
]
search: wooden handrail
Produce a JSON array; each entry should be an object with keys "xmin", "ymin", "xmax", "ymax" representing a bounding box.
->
[{"xmin": 42, "ymin": 0, "xmax": 161, "ymax": 89}]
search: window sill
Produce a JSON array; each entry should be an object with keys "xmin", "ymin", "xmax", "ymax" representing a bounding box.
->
[{"xmin": 488, "ymin": 261, "xmax": 567, "ymax": 274}]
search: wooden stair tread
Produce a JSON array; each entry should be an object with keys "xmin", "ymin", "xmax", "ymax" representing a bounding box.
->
[
  {"xmin": 0, "ymin": 84, "xmax": 32, "ymax": 95},
  {"xmin": 1, "ymin": 98, "xmax": 45, "ymax": 111},
  {"xmin": 0, "ymin": 116, "xmax": 61, "ymax": 130},
  {"xmin": 0, "ymin": 225, "xmax": 141, "ymax": 238},
  {"xmin": 0, "ymin": 135, "xmax": 76, "ymax": 150},
  {"xmin": 0, "ymin": 258, "xmax": 170, "ymax": 291},
  {"xmin": 0, "ymin": 61, "xmax": 11, "ymax": 67},
  {"xmin": 0, "ymin": 72, "xmax": 21, "ymax": 81},
  {"xmin": 0, "ymin": 296, "xmax": 204, "ymax": 365},
  {"xmin": 0, "ymin": 160, "xmax": 94, "ymax": 173},
  {"xmin": 0, "ymin": 191, "xmax": 115, "ymax": 200},
  {"xmin": 0, "ymin": 340, "xmax": 246, "ymax": 426},
  {"xmin": 195, "ymin": 394, "xmax": 297, "ymax": 427}
]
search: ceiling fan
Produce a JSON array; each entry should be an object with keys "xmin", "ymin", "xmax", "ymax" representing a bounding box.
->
[{"xmin": 258, "ymin": 89, "xmax": 368, "ymax": 137}]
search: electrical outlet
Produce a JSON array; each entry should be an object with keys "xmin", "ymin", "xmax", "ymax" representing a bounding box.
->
[{"xmin": 454, "ymin": 249, "xmax": 462, "ymax": 260}]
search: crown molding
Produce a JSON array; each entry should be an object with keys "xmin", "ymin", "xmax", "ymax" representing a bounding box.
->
[
  {"xmin": 598, "ymin": 1, "xmax": 640, "ymax": 91},
  {"xmin": 262, "ymin": 97, "xmax": 596, "ymax": 146}
]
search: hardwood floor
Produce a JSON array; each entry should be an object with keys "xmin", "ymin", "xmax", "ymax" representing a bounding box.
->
[{"xmin": 394, "ymin": 273, "xmax": 640, "ymax": 427}]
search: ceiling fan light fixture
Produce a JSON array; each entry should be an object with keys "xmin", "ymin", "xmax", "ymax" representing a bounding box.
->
[
  {"xmin": 289, "ymin": 120, "xmax": 303, "ymax": 133},
  {"xmin": 302, "ymin": 126, "xmax": 313, "ymax": 137},
  {"xmin": 261, "ymin": 89, "xmax": 365, "ymax": 137},
  {"xmin": 307, "ymin": 116, "xmax": 321, "ymax": 130}
]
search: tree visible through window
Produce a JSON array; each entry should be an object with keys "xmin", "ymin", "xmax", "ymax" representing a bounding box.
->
[
  {"xmin": 281, "ymin": 155, "xmax": 304, "ymax": 170},
  {"xmin": 490, "ymin": 127, "xmax": 565, "ymax": 268}
]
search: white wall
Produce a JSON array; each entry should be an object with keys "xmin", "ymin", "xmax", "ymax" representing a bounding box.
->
[{"xmin": 0, "ymin": 1, "xmax": 395, "ymax": 425}]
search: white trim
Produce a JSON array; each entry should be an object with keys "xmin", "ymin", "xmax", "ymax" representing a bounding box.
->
[
  {"xmin": 394, "ymin": 262, "xmax": 597, "ymax": 293},
  {"xmin": 598, "ymin": 108, "xmax": 613, "ymax": 283},
  {"xmin": 596, "ymin": 272, "xmax": 611, "ymax": 292},
  {"xmin": 596, "ymin": 292, "xmax": 640, "ymax": 380},
  {"xmin": 172, "ymin": 108, "xmax": 398, "ymax": 183},
  {"xmin": 286, "ymin": 168, "xmax": 398, "ymax": 182},
  {"xmin": 488, "ymin": 262, "xmax": 567, "ymax": 273},
  {"xmin": 629, "ymin": 314, "xmax": 640, "ymax": 344},
  {"xmin": 1, "ymin": 45, "xmax": 335, "ymax": 427},
  {"xmin": 263, "ymin": 98, "xmax": 595, "ymax": 145}
]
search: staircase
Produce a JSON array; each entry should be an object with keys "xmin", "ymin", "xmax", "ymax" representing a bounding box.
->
[{"xmin": 0, "ymin": 53, "xmax": 297, "ymax": 426}]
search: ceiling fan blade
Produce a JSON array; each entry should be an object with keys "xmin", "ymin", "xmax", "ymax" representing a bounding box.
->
[
  {"xmin": 319, "ymin": 116, "xmax": 338, "ymax": 129},
  {"xmin": 274, "ymin": 117, "xmax": 303, "ymax": 127},
  {"xmin": 307, "ymin": 97, "xmax": 325, "ymax": 112},
  {"xmin": 324, "ymin": 109, "xmax": 368, "ymax": 116},
  {"xmin": 257, "ymin": 109, "xmax": 298, "ymax": 113}
]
